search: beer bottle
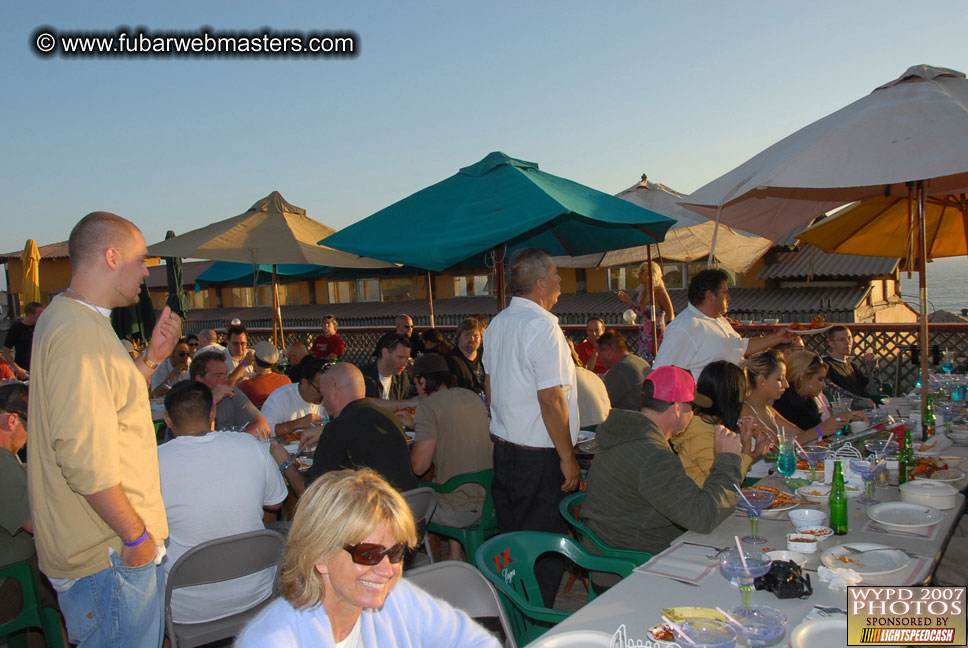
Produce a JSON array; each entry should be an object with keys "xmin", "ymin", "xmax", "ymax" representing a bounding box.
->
[
  {"xmin": 923, "ymin": 395, "xmax": 936, "ymax": 440},
  {"xmin": 829, "ymin": 460, "xmax": 848, "ymax": 535},
  {"xmin": 898, "ymin": 429, "xmax": 916, "ymax": 484}
]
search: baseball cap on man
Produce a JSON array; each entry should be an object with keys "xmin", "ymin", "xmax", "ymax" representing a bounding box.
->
[
  {"xmin": 253, "ymin": 341, "xmax": 280, "ymax": 364},
  {"xmin": 0, "ymin": 383, "xmax": 28, "ymax": 419},
  {"xmin": 412, "ymin": 352, "xmax": 448, "ymax": 376},
  {"xmin": 643, "ymin": 366, "xmax": 712, "ymax": 408}
]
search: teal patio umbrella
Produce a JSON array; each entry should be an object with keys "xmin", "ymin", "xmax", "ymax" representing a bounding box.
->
[{"xmin": 321, "ymin": 152, "xmax": 675, "ymax": 308}]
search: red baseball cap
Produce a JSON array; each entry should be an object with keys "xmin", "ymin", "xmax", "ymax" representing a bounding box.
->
[{"xmin": 643, "ymin": 366, "xmax": 712, "ymax": 408}]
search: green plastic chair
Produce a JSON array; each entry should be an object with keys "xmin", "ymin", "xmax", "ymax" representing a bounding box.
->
[
  {"xmin": 420, "ymin": 468, "xmax": 497, "ymax": 563},
  {"xmin": 558, "ymin": 492, "xmax": 653, "ymax": 565},
  {"xmin": 475, "ymin": 531, "xmax": 638, "ymax": 646},
  {"xmin": 0, "ymin": 561, "xmax": 64, "ymax": 648}
]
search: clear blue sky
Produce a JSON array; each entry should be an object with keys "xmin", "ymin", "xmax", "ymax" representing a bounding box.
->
[{"xmin": 2, "ymin": 1, "xmax": 966, "ymax": 282}]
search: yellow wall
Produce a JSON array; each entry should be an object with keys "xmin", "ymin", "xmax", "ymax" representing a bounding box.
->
[{"xmin": 585, "ymin": 268, "xmax": 608, "ymax": 293}]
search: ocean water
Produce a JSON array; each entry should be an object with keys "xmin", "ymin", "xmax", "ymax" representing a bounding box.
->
[{"xmin": 899, "ymin": 256, "xmax": 968, "ymax": 315}]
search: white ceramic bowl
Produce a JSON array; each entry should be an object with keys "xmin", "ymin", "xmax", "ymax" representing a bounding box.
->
[
  {"xmin": 786, "ymin": 533, "xmax": 820, "ymax": 553},
  {"xmin": 796, "ymin": 484, "xmax": 831, "ymax": 503},
  {"xmin": 788, "ymin": 508, "xmax": 827, "ymax": 530},
  {"xmin": 766, "ymin": 550, "xmax": 808, "ymax": 567}
]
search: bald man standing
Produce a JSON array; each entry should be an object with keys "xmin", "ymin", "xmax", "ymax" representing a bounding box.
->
[
  {"xmin": 271, "ymin": 363, "xmax": 417, "ymax": 496},
  {"xmin": 28, "ymin": 212, "xmax": 180, "ymax": 648}
]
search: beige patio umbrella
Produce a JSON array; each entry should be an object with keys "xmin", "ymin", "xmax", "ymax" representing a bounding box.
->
[
  {"xmin": 679, "ymin": 64, "xmax": 968, "ymax": 415},
  {"xmin": 554, "ymin": 175, "xmax": 771, "ymax": 273},
  {"xmin": 147, "ymin": 191, "xmax": 397, "ymax": 343},
  {"xmin": 20, "ymin": 239, "xmax": 41, "ymax": 309}
]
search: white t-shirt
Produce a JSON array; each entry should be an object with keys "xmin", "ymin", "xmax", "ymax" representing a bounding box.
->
[
  {"xmin": 377, "ymin": 372, "xmax": 392, "ymax": 399},
  {"xmin": 260, "ymin": 383, "xmax": 327, "ymax": 434},
  {"xmin": 158, "ymin": 431, "xmax": 287, "ymax": 624},
  {"xmin": 652, "ymin": 303, "xmax": 750, "ymax": 380},
  {"xmin": 150, "ymin": 357, "xmax": 190, "ymax": 391},
  {"xmin": 225, "ymin": 350, "xmax": 256, "ymax": 381},
  {"xmin": 483, "ymin": 296, "xmax": 579, "ymax": 448},
  {"xmin": 334, "ymin": 616, "xmax": 364, "ymax": 648}
]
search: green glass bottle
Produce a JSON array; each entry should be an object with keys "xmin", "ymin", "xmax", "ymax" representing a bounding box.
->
[
  {"xmin": 898, "ymin": 429, "xmax": 916, "ymax": 485},
  {"xmin": 829, "ymin": 460, "xmax": 848, "ymax": 536},
  {"xmin": 923, "ymin": 395, "xmax": 936, "ymax": 440}
]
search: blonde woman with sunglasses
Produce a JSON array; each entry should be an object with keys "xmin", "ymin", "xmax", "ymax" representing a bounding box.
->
[
  {"xmin": 236, "ymin": 469, "xmax": 499, "ymax": 647},
  {"xmin": 743, "ymin": 350, "xmax": 867, "ymax": 447}
]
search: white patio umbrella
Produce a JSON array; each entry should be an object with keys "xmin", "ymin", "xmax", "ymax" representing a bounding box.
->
[
  {"xmin": 148, "ymin": 191, "xmax": 396, "ymax": 343},
  {"xmin": 552, "ymin": 176, "xmax": 771, "ymax": 272},
  {"xmin": 679, "ymin": 64, "xmax": 968, "ymax": 414}
]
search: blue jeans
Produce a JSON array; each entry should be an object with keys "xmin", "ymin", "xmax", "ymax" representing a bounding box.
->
[{"xmin": 56, "ymin": 553, "xmax": 164, "ymax": 648}]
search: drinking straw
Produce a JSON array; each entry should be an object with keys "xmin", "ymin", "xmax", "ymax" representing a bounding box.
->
[
  {"xmin": 661, "ymin": 616, "xmax": 698, "ymax": 646},
  {"xmin": 715, "ymin": 607, "xmax": 744, "ymax": 629},
  {"xmin": 733, "ymin": 484, "xmax": 754, "ymax": 509},
  {"xmin": 734, "ymin": 536, "xmax": 749, "ymax": 574},
  {"xmin": 794, "ymin": 439, "xmax": 806, "ymax": 454}
]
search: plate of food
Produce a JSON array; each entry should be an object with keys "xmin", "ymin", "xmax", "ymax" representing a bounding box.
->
[
  {"xmin": 744, "ymin": 485, "xmax": 805, "ymax": 512},
  {"xmin": 294, "ymin": 456, "xmax": 313, "ymax": 470},
  {"xmin": 788, "ymin": 315, "xmax": 831, "ymax": 335},
  {"xmin": 821, "ymin": 543, "xmax": 910, "ymax": 576}
]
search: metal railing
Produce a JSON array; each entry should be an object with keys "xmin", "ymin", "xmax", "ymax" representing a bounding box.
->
[{"xmin": 199, "ymin": 321, "xmax": 968, "ymax": 396}]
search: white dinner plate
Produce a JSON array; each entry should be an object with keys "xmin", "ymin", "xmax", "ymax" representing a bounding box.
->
[
  {"xmin": 790, "ymin": 325, "xmax": 834, "ymax": 336},
  {"xmin": 821, "ymin": 543, "xmax": 910, "ymax": 576},
  {"xmin": 527, "ymin": 630, "xmax": 615, "ymax": 647},
  {"xmin": 790, "ymin": 617, "xmax": 847, "ymax": 648},
  {"xmin": 868, "ymin": 501, "xmax": 945, "ymax": 530}
]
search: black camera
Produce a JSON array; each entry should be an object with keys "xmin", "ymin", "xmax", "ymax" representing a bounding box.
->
[{"xmin": 754, "ymin": 560, "xmax": 813, "ymax": 599}]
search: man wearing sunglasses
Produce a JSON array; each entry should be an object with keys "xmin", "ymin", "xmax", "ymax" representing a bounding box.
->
[{"xmin": 150, "ymin": 340, "xmax": 192, "ymax": 397}]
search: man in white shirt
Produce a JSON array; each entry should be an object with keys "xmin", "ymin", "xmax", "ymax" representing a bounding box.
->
[
  {"xmin": 483, "ymin": 247, "xmax": 579, "ymax": 607},
  {"xmin": 653, "ymin": 269, "xmax": 792, "ymax": 380},
  {"xmin": 223, "ymin": 324, "xmax": 255, "ymax": 386},
  {"xmin": 158, "ymin": 380, "xmax": 286, "ymax": 624},
  {"xmin": 261, "ymin": 356, "xmax": 329, "ymax": 438}
]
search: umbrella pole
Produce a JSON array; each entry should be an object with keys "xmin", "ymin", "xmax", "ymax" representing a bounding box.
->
[
  {"xmin": 916, "ymin": 181, "xmax": 930, "ymax": 423},
  {"xmin": 494, "ymin": 245, "xmax": 506, "ymax": 312},
  {"xmin": 426, "ymin": 271, "xmax": 436, "ymax": 328},
  {"xmin": 647, "ymin": 245, "xmax": 658, "ymax": 354},
  {"xmin": 272, "ymin": 264, "xmax": 284, "ymax": 347}
]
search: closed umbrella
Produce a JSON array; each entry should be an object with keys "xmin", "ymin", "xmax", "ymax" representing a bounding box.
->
[
  {"xmin": 20, "ymin": 239, "xmax": 40, "ymax": 309},
  {"xmin": 147, "ymin": 191, "xmax": 397, "ymax": 344},
  {"xmin": 322, "ymin": 152, "xmax": 674, "ymax": 310},
  {"xmin": 163, "ymin": 230, "xmax": 190, "ymax": 319},
  {"xmin": 679, "ymin": 64, "xmax": 968, "ymax": 415}
]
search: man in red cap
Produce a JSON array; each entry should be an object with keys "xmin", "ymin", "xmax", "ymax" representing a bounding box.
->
[{"xmin": 580, "ymin": 365, "xmax": 743, "ymax": 589}]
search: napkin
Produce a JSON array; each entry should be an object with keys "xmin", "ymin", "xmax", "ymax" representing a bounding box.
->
[{"xmin": 818, "ymin": 566, "xmax": 862, "ymax": 591}]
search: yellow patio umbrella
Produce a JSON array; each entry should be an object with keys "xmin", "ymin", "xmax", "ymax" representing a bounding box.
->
[
  {"xmin": 20, "ymin": 239, "xmax": 41, "ymax": 309},
  {"xmin": 795, "ymin": 193, "xmax": 968, "ymax": 262}
]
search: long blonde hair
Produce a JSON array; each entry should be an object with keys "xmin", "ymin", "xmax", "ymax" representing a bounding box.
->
[
  {"xmin": 279, "ymin": 469, "xmax": 417, "ymax": 610},
  {"xmin": 635, "ymin": 261, "xmax": 665, "ymax": 302}
]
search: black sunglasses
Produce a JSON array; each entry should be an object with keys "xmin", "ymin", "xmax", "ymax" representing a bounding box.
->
[{"xmin": 343, "ymin": 542, "xmax": 408, "ymax": 566}]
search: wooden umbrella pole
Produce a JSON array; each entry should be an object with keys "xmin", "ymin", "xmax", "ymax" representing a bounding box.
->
[
  {"xmin": 272, "ymin": 264, "xmax": 284, "ymax": 347},
  {"xmin": 426, "ymin": 270, "xmax": 436, "ymax": 328},
  {"xmin": 647, "ymin": 245, "xmax": 658, "ymax": 354},
  {"xmin": 916, "ymin": 181, "xmax": 930, "ymax": 424}
]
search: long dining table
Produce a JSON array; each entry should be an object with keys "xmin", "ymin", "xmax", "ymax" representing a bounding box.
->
[{"xmin": 530, "ymin": 445, "xmax": 968, "ymax": 647}]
